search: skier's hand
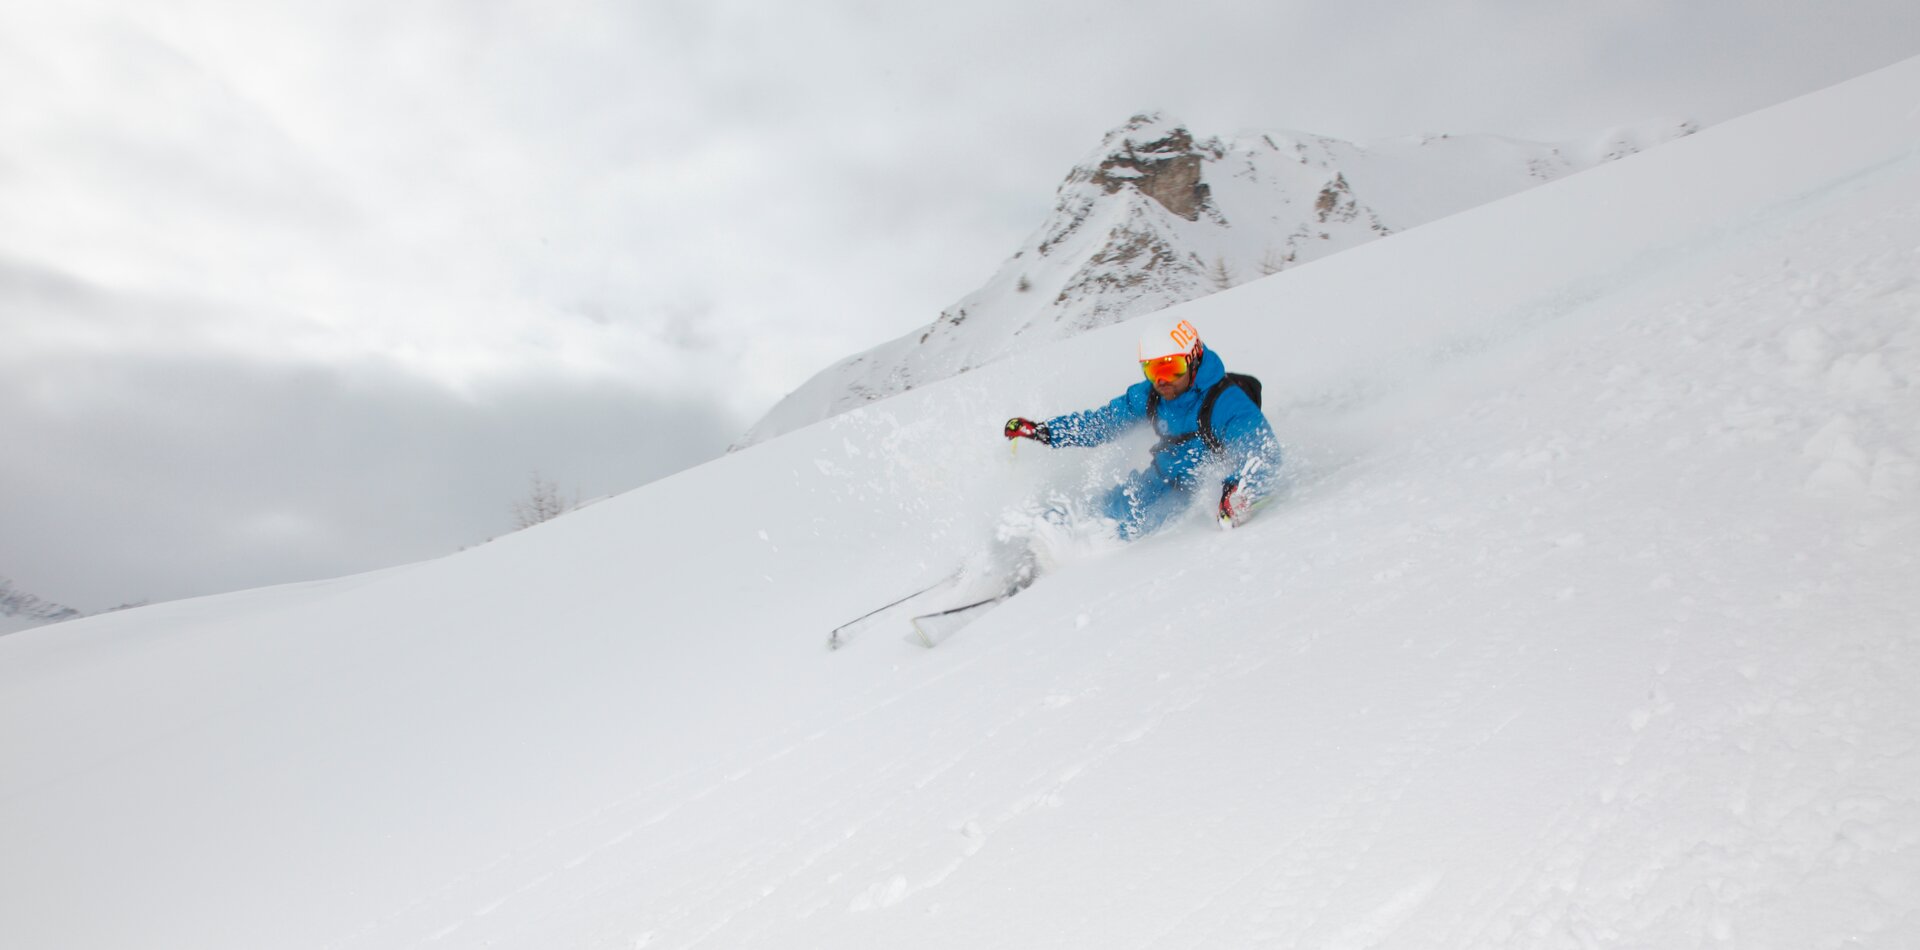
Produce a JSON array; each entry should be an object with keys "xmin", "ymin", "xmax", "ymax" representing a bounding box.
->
[
  {"xmin": 1004, "ymin": 417, "xmax": 1051, "ymax": 444},
  {"xmin": 1218, "ymin": 482, "xmax": 1251, "ymax": 529}
]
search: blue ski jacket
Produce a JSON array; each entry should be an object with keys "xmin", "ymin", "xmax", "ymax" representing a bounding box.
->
[{"xmin": 1044, "ymin": 346, "xmax": 1283, "ymax": 504}]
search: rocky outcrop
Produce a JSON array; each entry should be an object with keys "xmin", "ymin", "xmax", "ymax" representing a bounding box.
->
[{"xmin": 1087, "ymin": 119, "xmax": 1217, "ymax": 221}]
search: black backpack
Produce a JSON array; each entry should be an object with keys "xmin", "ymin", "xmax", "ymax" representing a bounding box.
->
[{"xmin": 1147, "ymin": 371, "xmax": 1263, "ymax": 455}]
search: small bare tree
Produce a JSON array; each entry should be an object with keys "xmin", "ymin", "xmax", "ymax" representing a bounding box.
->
[
  {"xmin": 511, "ymin": 470, "xmax": 575, "ymax": 530},
  {"xmin": 1207, "ymin": 254, "xmax": 1235, "ymax": 291},
  {"xmin": 1258, "ymin": 247, "xmax": 1289, "ymax": 276}
]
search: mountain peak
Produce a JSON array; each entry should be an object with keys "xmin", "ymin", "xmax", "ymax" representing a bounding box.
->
[{"xmin": 1078, "ymin": 114, "xmax": 1218, "ymax": 221}]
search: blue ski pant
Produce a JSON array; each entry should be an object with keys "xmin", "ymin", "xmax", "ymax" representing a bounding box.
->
[{"xmin": 1102, "ymin": 469, "xmax": 1195, "ymax": 541}]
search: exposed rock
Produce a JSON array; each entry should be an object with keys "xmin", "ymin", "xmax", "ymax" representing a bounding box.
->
[{"xmin": 1090, "ymin": 120, "xmax": 1215, "ymax": 221}]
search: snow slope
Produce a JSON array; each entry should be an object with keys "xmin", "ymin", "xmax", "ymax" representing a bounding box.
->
[{"xmin": 4, "ymin": 57, "xmax": 1920, "ymax": 949}]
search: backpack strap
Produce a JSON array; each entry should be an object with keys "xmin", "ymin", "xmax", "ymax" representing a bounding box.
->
[{"xmin": 1196, "ymin": 379, "xmax": 1232, "ymax": 455}]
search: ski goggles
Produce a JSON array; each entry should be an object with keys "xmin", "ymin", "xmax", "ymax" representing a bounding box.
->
[{"xmin": 1140, "ymin": 353, "xmax": 1194, "ymax": 383}]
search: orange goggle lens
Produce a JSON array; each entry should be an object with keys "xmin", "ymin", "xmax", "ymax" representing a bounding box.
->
[{"xmin": 1140, "ymin": 354, "xmax": 1192, "ymax": 383}]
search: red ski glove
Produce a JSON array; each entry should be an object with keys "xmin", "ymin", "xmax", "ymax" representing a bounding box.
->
[
  {"xmin": 1004, "ymin": 417, "xmax": 1052, "ymax": 444},
  {"xmin": 1218, "ymin": 482, "xmax": 1251, "ymax": 529}
]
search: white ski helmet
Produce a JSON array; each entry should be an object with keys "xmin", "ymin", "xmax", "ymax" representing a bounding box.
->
[{"xmin": 1138, "ymin": 315, "xmax": 1203, "ymax": 362}]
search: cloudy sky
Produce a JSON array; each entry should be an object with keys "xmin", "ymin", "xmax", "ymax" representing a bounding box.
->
[{"xmin": 3, "ymin": 0, "xmax": 1917, "ymax": 614}]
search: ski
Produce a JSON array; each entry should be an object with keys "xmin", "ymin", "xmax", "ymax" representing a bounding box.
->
[
  {"xmin": 828, "ymin": 572, "xmax": 962, "ymax": 650},
  {"xmin": 909, "ymin": 590, "xmax": 1016, "ymax": 648},
  {"xmin": 834, "ymin": 551, "xmax": 1038, "ymax": 650}
]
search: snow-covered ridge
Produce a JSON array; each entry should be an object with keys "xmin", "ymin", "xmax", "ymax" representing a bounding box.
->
[
  {"xmin": 741, "ymin": 112, "xmax": 1696, "ymax": 446},
  {"xmin": 3, "ymin": 56, "xmax": 1918, "ymax": 949}
]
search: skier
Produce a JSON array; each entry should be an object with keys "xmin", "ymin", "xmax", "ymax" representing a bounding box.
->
[
  {"xmin": 1003, "ymin": 316, "xmax": 1283, "ymax": 539},
  {"xmin": 833, "ymin": 316, "xmax": 1282, "ymax": 648}
]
